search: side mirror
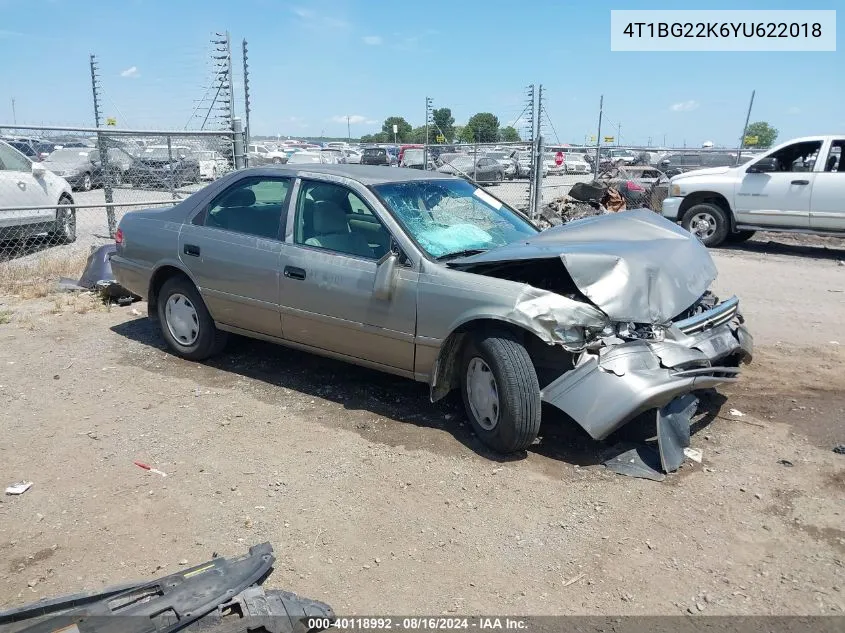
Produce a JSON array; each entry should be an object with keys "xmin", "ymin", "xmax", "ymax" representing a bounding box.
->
[
  {"xmin": 747, "ymin": 157, "xmax": 777, "ymax": 173},
  {"xmin": 373, "ymin": 252, "xmax": 398, "ymax": 301},
  {"xmin": 31, "ymin": 161, "xmax": 46, "ymax": 177}
]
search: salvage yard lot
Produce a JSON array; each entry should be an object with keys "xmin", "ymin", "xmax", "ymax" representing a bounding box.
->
[{"xmin": 0, "ymin": 236, "xmax": 844, "ymax": 615}]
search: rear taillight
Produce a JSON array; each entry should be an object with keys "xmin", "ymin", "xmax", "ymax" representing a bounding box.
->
[
  {"xmin": 115, "ymin": 228, "xmax": 123, "ymax": 244},
  {"xmin": 626, "ymin": 180, "xmax": 645, "ymax": 192}
]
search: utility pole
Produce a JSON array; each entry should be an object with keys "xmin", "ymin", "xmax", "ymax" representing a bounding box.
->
[
  {"xmin": 593, "ymin": 95, "xmax": 604, "ymax": 179},
  {"xmin": 616, "ymin": 122, "xmax": 621, "ymax": 147},
  {"xmin": 346, "ymin": 115, "xmax": 351, "ymax": 142},
  {"xmin": 242, "ymin": 39, "xmax": 251, "ymax": 151},
  {"xmin": 424, "ymin": 96, "xmax": 432, "ymax": 168},
  {"xmin": 225, "ymin": 32, "xmax": 234, "ymax": 128},
  {"xmin": 90, "ymin": 53, "xmax": 115, "ymax": 236},
  {"xmin": 736, "ymin": 89, "xmax": 755, "ymax": 165},
  {"xmin": 10, "ymin": 98, "xmax": 16, "ymax": 125}
]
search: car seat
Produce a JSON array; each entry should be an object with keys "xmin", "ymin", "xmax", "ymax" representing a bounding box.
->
[{"xmin": 304, "ymin": 200, "xmax": 374, "ymax": 258}]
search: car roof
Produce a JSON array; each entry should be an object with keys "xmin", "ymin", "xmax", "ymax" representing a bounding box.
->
[{"xmin": 244, "ymin": 164, "xmax": 459, "ymax": 185}]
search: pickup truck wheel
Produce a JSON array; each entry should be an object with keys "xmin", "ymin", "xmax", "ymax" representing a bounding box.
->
[
  {"xmin": 681, "ymin": 203, "xmax": 729, "ymax": 247},
  {"xmin": 726, "ymin": 230, "xmax": 756, "ymax": 243},
  {"xmin": 460, "ymin": 331, "xmax": 541, "ymax": 454},
  {"xmin": 157, "ymin": 276, "xmax": 227, "ymax": 361}
]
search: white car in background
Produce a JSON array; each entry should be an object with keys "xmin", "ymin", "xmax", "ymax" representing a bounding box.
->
[
  {"xmin": 0, "ymin": 140, "xmax": 76, "ymax": 244},
  {"xmin": 247, "ymin": 143, "xmax": 288, "ymax": 165},
  {"xmin": 195, "ymin": 150, "xmax": 229, "ymax": 180},
  {"xmin": 343, "ymin": 149, "xmax": 362, "ymax": 164},
  {"xmin": 562, "ymin": 152, "xmax": 591, "ymax": 174},
  {"xmin": 286, "ymin": 151, "xmax": 334, "ymax": 165}
]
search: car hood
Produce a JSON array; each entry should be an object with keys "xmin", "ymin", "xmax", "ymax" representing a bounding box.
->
[
  {"xmin": 670, "ymin": 165, "xmax": 735, "ymax": 179},
  {"xmin": 45, "ymin": 160, "xmax": 87, "ymax": 171},
  {"xmin": 448, "ymin": 209, "xmax": 717, "ymax": 324}
]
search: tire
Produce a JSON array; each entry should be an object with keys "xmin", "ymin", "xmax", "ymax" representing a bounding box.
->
[
  {"xmin": 681, "ymin": 202, "xmax": 730, "ymax": 247},
  {"xmin": 50, "ymin": 197, "xmax": 77, "ymax": 244},
  {"xmin": 80, "ymin": 172, "xmax": 93, "ymax": 192},
  {"xmin": 726, "ymin": 230, "xmax": 756, "ymax": 243},
  {"xmin": 460, "ymin": 330, "xmax": 541, "ymax": 454},
  {"xmin": 112, "ymin": 170, "xmax": 123, "ymax": 186},
  {"xmin": 156, "ymin": 276, "xmax": 227, "ymax": 361},
  {"xmin": 272, "ymin": 157, "xmax": 283, "ymax": 164},
  {"xmin": 494, "ymin": 171, "xmax": 503, "ymax": 184}
]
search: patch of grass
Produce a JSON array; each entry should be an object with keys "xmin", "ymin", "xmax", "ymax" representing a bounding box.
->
[
  {"xmin": 0, "ymin": 309, "xmax": 12, "ymax": 324},
  {"xmin": 0, "ymin": 249, "xmax": 90, "ymax": 299}
]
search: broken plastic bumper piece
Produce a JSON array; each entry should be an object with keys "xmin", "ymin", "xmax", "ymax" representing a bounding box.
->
[{"xmin": 541, "ymin": 313, "xmax": 752, "ymax": 443}]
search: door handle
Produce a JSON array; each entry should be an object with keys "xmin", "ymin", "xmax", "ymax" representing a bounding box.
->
[
  {"xmin": 17, "ymin": 181, "xmax": 26, "ymax": 190},
  {"xmin": 183, "ymin": 244, "xmax": 201, "ymax": 257},
  {"xmin": 791, "ymin": 179, "xmax": 810, "ymax": 185},
  {"xmin": 284, "ymin": 266, "xmax": 306, "ymax": 281}
]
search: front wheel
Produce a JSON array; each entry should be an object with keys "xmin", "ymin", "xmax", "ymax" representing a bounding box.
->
[
  {"xmin": 157, "ymin": 276, "xmax": 227, "ymax": 361},
  {"xmin": 80, "ymin": 172, "xmax": 93, "ymax": 192},
  {"xmin": 681, "ymin": 203, "xmax": 730, "ymax": 247},
  {"xmin": 50, "ymin": 197, "xmax": 77, "ymax": 244},
  {"xmin": 460, "ymin": 331, "xmax": 541, "ymax": 454},
  {"xmin": 272, "ymin": 157, "xmax": 283, "ymax": 164}
]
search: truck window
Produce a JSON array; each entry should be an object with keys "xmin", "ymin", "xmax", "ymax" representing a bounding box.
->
[{"xmin": 767, "ymin": 140, "xmax": 822, "ymax": 172}]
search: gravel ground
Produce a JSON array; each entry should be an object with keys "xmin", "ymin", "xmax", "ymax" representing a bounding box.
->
[{"xmin": 0, "ymin": 227, "xmax": 843, "ymax": 617}]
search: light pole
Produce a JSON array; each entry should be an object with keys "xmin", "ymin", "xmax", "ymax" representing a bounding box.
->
[
  {"xmin": 347, "ymin": 115, "xmax": 351, "ymax": 142},
  {"xmin": 11, "ymin": 97, "xmax": 16, "ymax": 125}
]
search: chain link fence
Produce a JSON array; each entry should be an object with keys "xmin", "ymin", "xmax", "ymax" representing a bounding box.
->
[{"xmin": 0, "ymin": 124, "xmax": 240, "ymax": 296}]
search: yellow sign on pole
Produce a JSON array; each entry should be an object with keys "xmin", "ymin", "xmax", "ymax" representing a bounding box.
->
[
  {"xmin": 106, "ymin": 117, "xmax": 117, "ymax": 126},
  {"xmin": 744, "ymin": 135, "xmax": 759, "ymax": 145},
  {"xmin": 604, "ymin": 136, "xmax": 615, "ymax": 143},
  {"xmin": 435, "ymin": 134, "xmax": 445, "ymax": 143},
  {"xmin": 589, "ymin": 136, "xmax": 596, "ymax": 142}
]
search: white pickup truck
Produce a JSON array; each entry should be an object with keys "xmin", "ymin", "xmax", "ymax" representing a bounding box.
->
[{"xmin": 661, "ymin": 135, "xmax": 844, "ymax": 247}]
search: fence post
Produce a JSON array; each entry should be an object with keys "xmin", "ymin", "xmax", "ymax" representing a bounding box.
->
[
  {"xmin": 233, "ymin": 117, "xmax": 246, "ymax": 169},
  {"xmin": 166, "ymin": 135, "xmax": 177, "ymax": 200},
  {"xmin": 97, "ymin": 130, "xmax": 116, "ymax": 237},
  {"xmin": 473, "ymin": 142, "xmax": 478, "ymax": 181},
  {"xmin": 532, "ymin": 135, "xmax": 544, "ymax": 220}
]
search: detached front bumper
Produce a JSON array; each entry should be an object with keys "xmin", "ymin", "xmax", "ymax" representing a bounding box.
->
[{"xmin": 541, "ymin": 296, "xmax": 752, "ymax": 442}]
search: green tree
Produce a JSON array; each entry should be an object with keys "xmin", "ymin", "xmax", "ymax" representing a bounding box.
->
[
  {"xmin": 382, "ymin": 116, "xmax": 412, "ymax": 142},
  {"xmin": 458, "ymin": 125, "xmax": 475, "ymax": 143},
  {"xmin": 465, "ymin": 112, "xmax": 499, "ymax": 143},
  {"xmin": 744, "ymin": 121, "xmax": 778, "ymax": 148},
  {"xmin": 453, "ymin": 125, "xmax": 465, "ymax": 143},
  {"xmin": 431, "ymin": 107, "xmax": 455, "ymax": 142},
  {"xmin": 360, "ymin": 132, "xmax": 387, "ymax": 143},
  {"xmin": 498, "ymin": 126, "xmax": 521, "ymax": 142},
  {"xmin": 409, "ymin": 126, "xmax": 428, "ymax": 143}
]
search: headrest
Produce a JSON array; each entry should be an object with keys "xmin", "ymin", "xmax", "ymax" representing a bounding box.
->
[
  {"xmin": 312, "ymin": 200, "xmax": 348, "ymax": 234},
  {"xmin": 221, "ymin": 188, "xmax": 256, "ymax": 207}
]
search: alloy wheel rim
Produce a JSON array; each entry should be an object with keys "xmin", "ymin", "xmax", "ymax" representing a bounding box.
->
[
  {"xmin": 691, "ymin": 212, "xmax": 717, "ymax": 239},
  {"xmin": 466, "ymin": 357, "xmax": 499, "ymax": 431},
  {"xmin": 165, "ymin": 293, "xmax": 200, "ymax": 346}
]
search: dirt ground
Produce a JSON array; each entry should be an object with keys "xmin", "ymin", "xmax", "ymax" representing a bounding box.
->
[{"xmin": 0, "ymin": 233, "xmax": 843, "ymax": 617}]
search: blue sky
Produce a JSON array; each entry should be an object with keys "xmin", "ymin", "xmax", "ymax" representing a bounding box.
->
[{"xmin": 0, "ymin": 0, "xmax": 841, "ymax": 146}]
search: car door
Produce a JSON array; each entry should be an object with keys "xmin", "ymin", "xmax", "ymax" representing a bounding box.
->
[
  {"xmin": 0, "ymin": 142, "xmax": 55, "ymax": 232},
  {"xmin": 734, "ymin": 140, "xmax": 822, "ymax": 228},
  {"xmin": 178, "ymin": 175, "xmax": 292, "ymax": 336},
  {"xmin": 278, "ymin": 178, "xmax": 417, "ymax": 372},
  {"xmin": 809, "ymin": 138, "xmax": 845, "ymax": 231}
]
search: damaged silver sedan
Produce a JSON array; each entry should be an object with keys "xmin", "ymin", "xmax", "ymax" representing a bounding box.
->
[{"xmin": 110, "ymin": 165, "xmax": 752, "ymax": 464}]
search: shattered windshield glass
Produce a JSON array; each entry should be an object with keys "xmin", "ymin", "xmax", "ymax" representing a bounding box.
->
[{"xmin": 373, "ymin": 179, "xmax": 538, "ymax": 259}]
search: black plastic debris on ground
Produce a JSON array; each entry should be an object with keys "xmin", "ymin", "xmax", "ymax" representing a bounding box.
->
[
  {"xmin": 0, "ymin": 542, "xmax": 334, "ymax": 633},
  {"xmin": 834, "ymin": 445, "xmax": 845, "ymax": 455},
  {"xmin": 604, "ymin": 444, "xmax": 666, "ymax": 482}
]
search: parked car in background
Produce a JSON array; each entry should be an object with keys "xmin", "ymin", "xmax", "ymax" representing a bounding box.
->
[
  {"xmin": 662, "ymin": 135, "xmax": 844, "ymax": 247},
  {"xmin": 607, "ymin": 148, "xmax": 636, "ymax": 164},
  {"xmin": 195, "ymin": 150, "xmax": 230, "ymax": 180},
  {"xmin": 126, "ymin": 146, "xmax": 201, "ymax": 188},
  {"xmin": 597, "ymin": 165, "xmax": 670, "ymax": 210},
  {"xmin": 658, "ymin": 152, "xmax": 754, "ymax": 178},
  {"xmin": 42, "ymin": 147, "xmax": 116, "ymax": 191},
  {"xmin": 343, "ymin": 149, "xmax": 362, "ymax": 164},
  {"xmin": 361, "ymin": 147, "xmax": 398, "ymax": 167},
  {"xmin": 0, "ymin": 140, "xmax": 76, "ymax": 244},
  {"xmin": 562, "ymin": 152, "xmax": 591, "ymax": 175},
  {"xmin": 483, "ymin": 150, "xmax": 518, "ymax": 179},
  {"xmin": 110, "ymin": 164, "xmax": 752, "ymax": 460},
  {"xmin": 320, "ymin": 148, "xmax": 347, "ymax": 164},
  {"xmin": 287, "ymin": 151, "xmax": 333, "ymax": 165},
  {"xmin": 437, "ymin": 155, "xmax": 504, "ymax": 184},
  {"xmin": 247, "ymin": 143, "xmax": 288, "ymax": 165},
  {"xmin": 399, "ymin": 148, "xmax": 428, "ymax": 169}
]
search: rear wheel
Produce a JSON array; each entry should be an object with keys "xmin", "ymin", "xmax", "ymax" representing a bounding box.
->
[
  {"xmin": 272, "ymin": 156, "xmax": 283, "ymax": 164},
  {"xmin": 681, "ymin": 202, "xmax": 730, "ymax": 247},
  {"xmin": 460, "ymin": 331, "xmax": 541, "ymax": 454},
  {"xmin": 157, "ymin": 276, "xmax": 227, "ymax": 361},
  {"xmin": 50, "ymin": 196, "xmax": 77, "ymax": 244}
]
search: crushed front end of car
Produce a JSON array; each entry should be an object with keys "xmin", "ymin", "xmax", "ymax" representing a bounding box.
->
[{"xmin": 448, "ymin": 209, "xmax": 753, "ymax": 472}]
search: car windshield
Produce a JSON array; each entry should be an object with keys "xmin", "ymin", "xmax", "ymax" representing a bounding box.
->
[
  {"xmin": 365, "ymin": 148, "xmax": 385, "ymax": 156},
  {"xmin": 44, "ymin": 149, "xmax": 91, "ymax": 163},
  {"xmin": 372, "ymin": 178, "xmax": 538, "ymax": 259}
]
